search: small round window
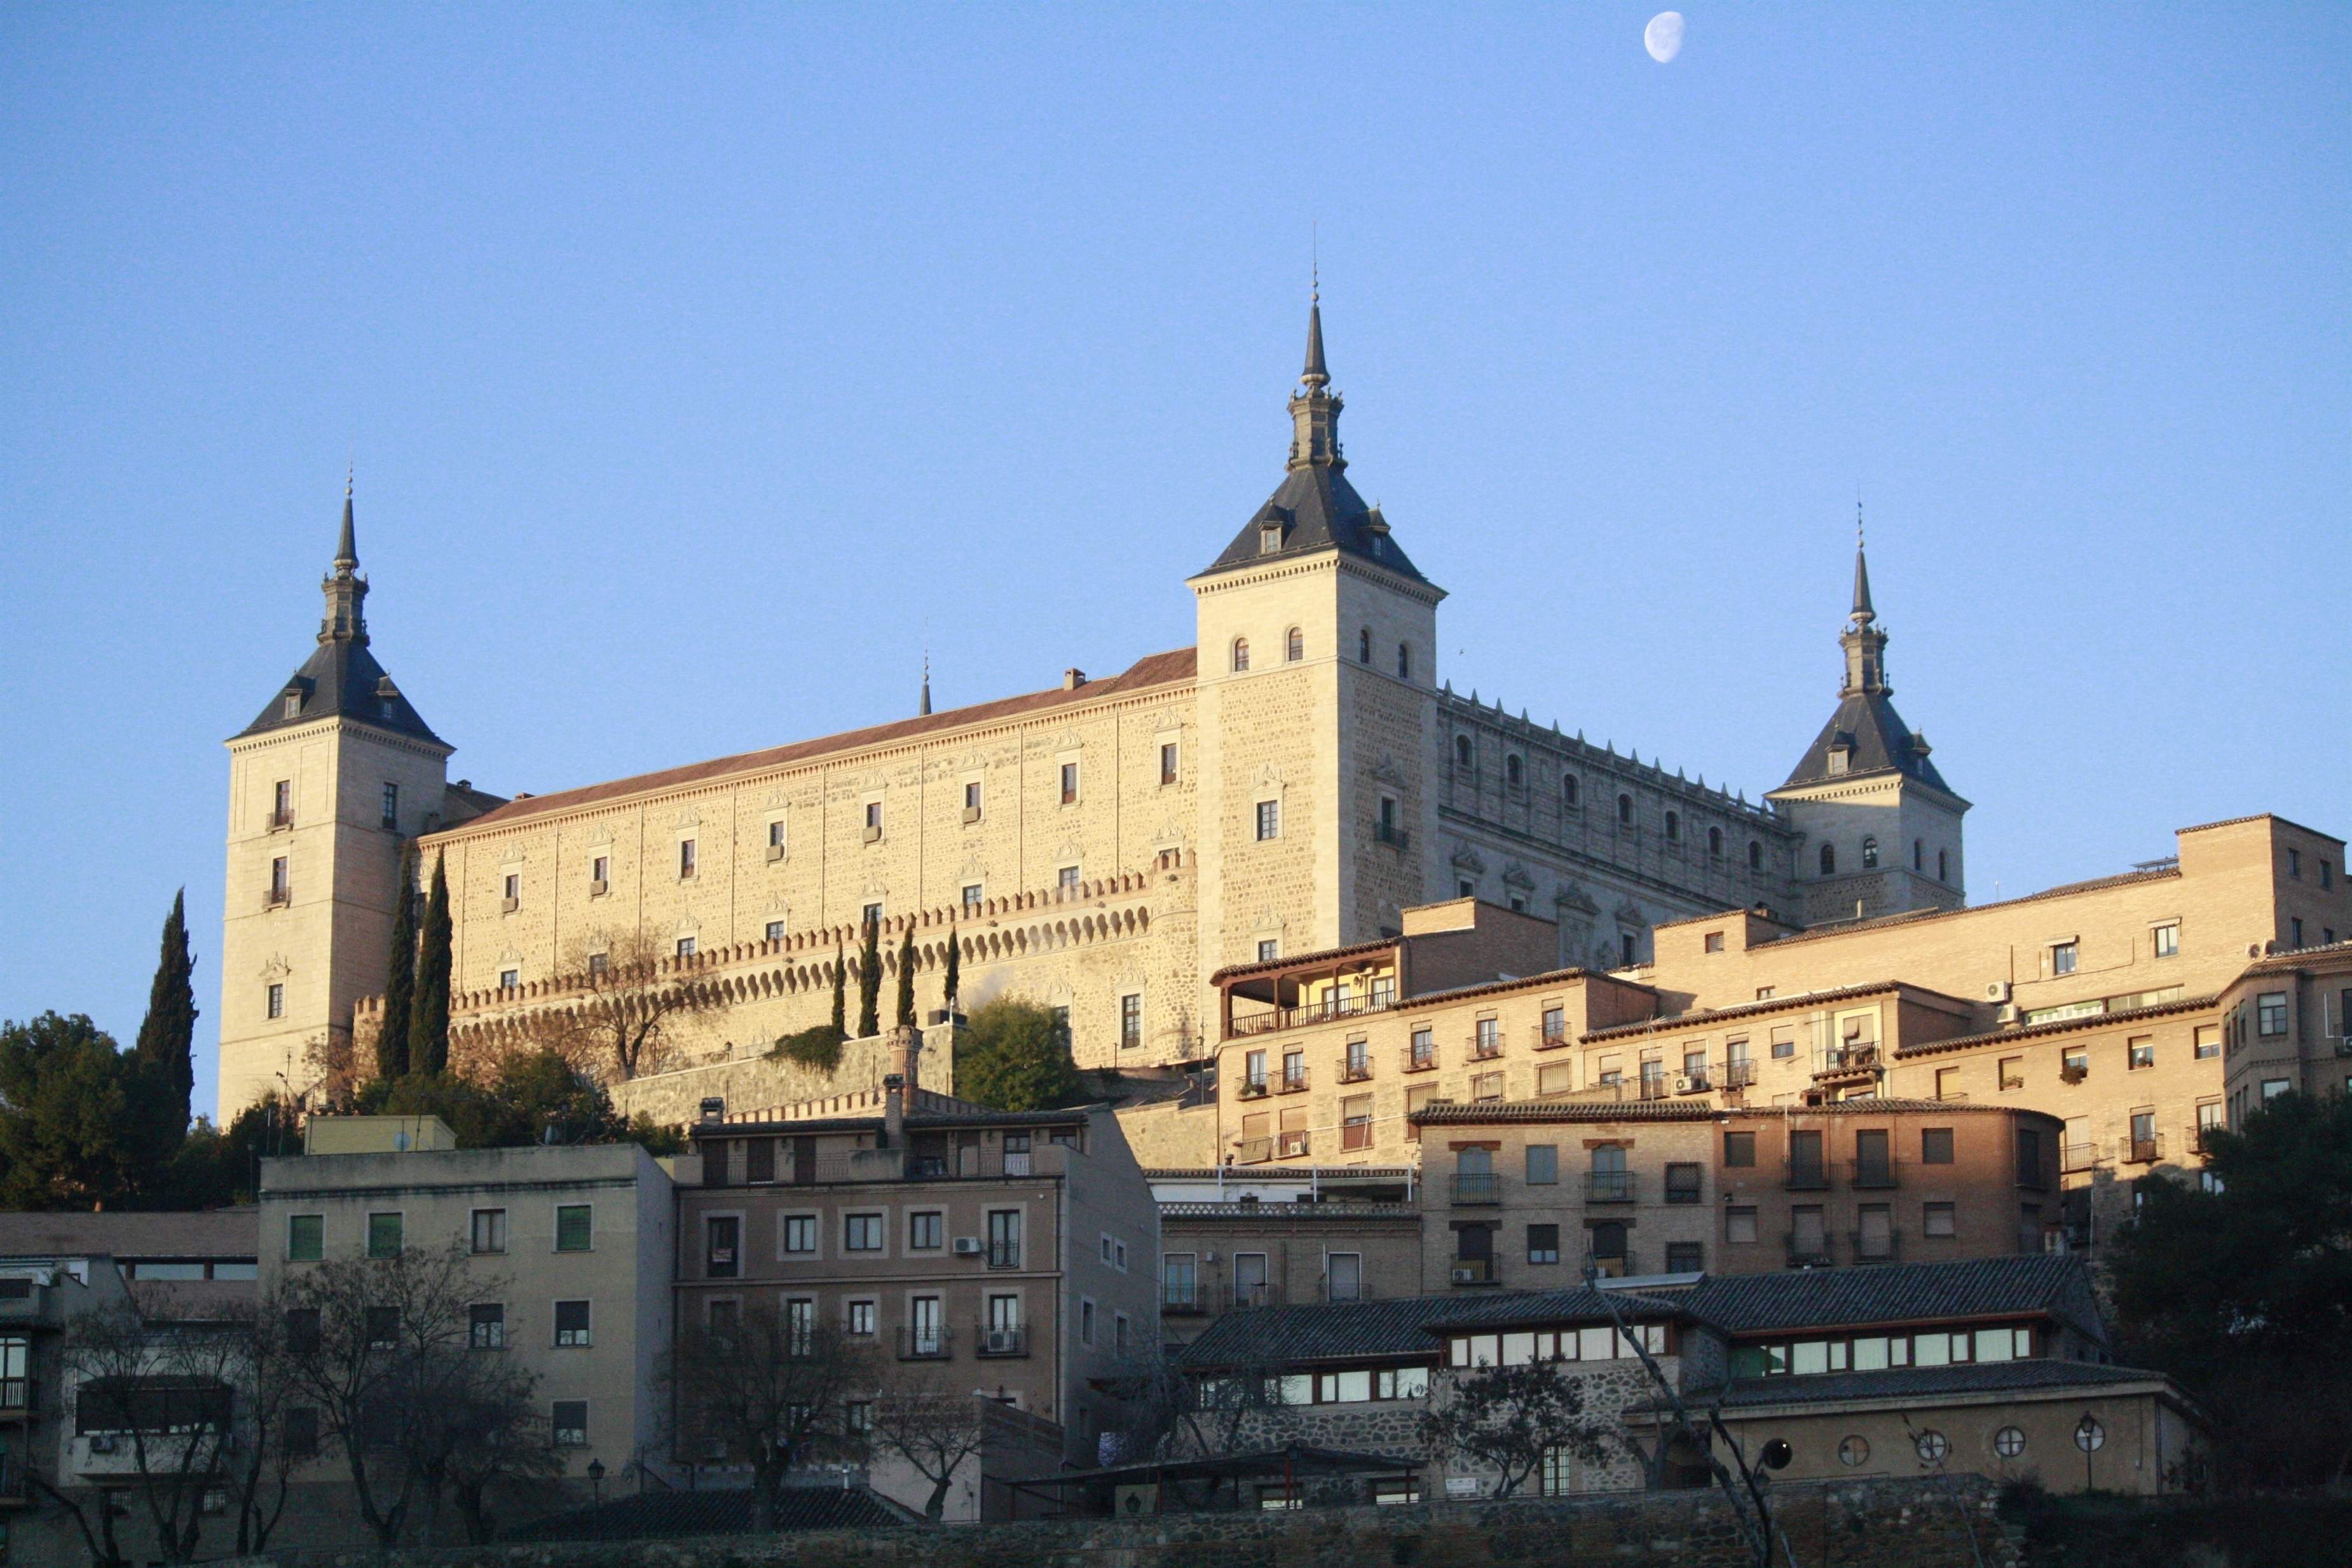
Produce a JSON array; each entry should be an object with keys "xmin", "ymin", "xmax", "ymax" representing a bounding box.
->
[
  {"xmin": 1914, "ymin": 1429, "xmax": 1950, "ymax": 1464},
  {"xmin": 1838, "ymin": 1435, "xmax": 1870, "ymax": 1468},
  {"xmin": 1992, "ymin": 1426, "xmax": 2027, "ymax": 1459}
]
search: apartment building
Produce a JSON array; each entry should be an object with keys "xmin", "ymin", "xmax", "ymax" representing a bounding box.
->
[
  {"xmin": 674, "ymin": 1071, "xmax": 1158, "ymax": 1501},
  {"xmin": 1152, "ymin": 1166, "xmax": 1419, "ymax": 1347},
  {"xmin": 257, "ymin": 1123, "xmax": 675, "ymax": 1527}
]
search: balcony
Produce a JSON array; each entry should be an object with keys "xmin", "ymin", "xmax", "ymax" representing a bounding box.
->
[
  {"xmin": 0, "ymin": 1377, "xmax": 29, "ymax": 1414},
  {"xmin": 1276, "ymin": 1131, "xmax": 1310, "ymax": 1159},
  {"xmin": 1400, "ymin": 1046, "xmax": 1438, "ymax": 1074},
  {"xmin": 1337, "ymin": 1056, "xmax": 1373, "ymax": 1084},
  {"xmin": 1783, "ymin": 1163, "xmax": 1831, "ymax": 1192},
  {"xmin": 2061, "ymin": 1142, "xmax": 2102, "ymax": 1174},
  {"xmin": 895, "ymin": 1327, "xmax": 953, "ymax": 1361},
  {"xmin": 1585, "ymin": 1171, "xmax": 1636, "ymax": 1203},
  {"xmin": 1784, "ymin": 1234, "xmax": 1836, "ymax": 1269},
  {"xmin": 986, "ymin": 1241, "xmax": 1020, "ymax": 1269},
  {"xmin": 1723, "ymin": 1061, "xmax": 1758, "ymax": 1089},
  {"xmin": 267, "ymin": 809, "xmax": 294, "ymax": 832},
  {"xmin": 1675, "ymin": 1071, "xmax": 1714, "ymax": 1096},
  {"xmin": 1531, "ymin": 1025, "xmax": 1573, "ymax": 1052},
  {"xmin": 1233, "ymin": 1282, "xmax": 1280, "ymax": 1311},
  {"xmin": 1447, "ymin": 1258, "xmax": 1496, "ymax": 1286},
  {"xmin": 1237, "ymin": 1078, "xmax": 1270, "ymax": 1100},
  {"xmin": 1848, "ymin": 1231, "xmax": 1903, "ymax": 1265},
  {"xmin": 1849, "ymin": 1159, "xmax": 1900, "ymax": 1190},
  {"xmin": 1161, "ymin": 1284, "xmax": 1203, "ymax": 1316},
  {"xmin": 1370, "ymin": 821, "xmax": 1412, "ymax": 852},
  {"xmin": 1466, "ymin": 1033, "xmax": 1503, "ymax": 1062},
  {"xmin": 262, "ymin": 887, "xmax": 292, "ymax": 911},
  {"xmin": 1450, "ymin": 1173, "xmax": 1501, "ymax": 1206},
  {"xmin": 2123, "ymin": 1133, "xmax": 2164, "ymax": 1166},
  {"xmin": 1233, "ymin": 1136, "xmax": 1272, "ymax": 1165},
  {"xmin": 1637, "ymin": 1075, "xmax": 1671, "ymax": 1101},
  {"xmin": 2189, "ymin": 1123, "xmax": 2222, "ymax": 1156},
  {"xmin": 1230, "ymin": 992, "xmax": 1397, "ymax": 1039},
  {"xmin": 974, "ymin": 1325, "xmax": 1030, "ymax": 1358},
  {"xmin": 1816, "ymin": 1042, "xmax": 1882, "ymax": 1081},
  {"xmin": 1277, "ymin": 1068, "xmax": 1309, "ymax": 1094}
]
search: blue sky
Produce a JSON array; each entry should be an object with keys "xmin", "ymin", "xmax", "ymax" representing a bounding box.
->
[{"xmin": 3, "ymin": 5, "xmax": 2346, "ymax": 1117}]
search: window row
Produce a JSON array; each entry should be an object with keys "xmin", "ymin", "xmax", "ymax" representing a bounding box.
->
[
  {"xmin": 1229, "ymin": 631, "xmax": 1413, "ymax": 680},
  {"xmin": 261, "ymin": 779, "xmax": 404, "ymax": 833},
  {"xmin": 1727, "ymin": 1323, "xmax": 2036, "ymax": 1380},
  {"xmin": 284, "ymin": 1204, "xmax": 594, "ymax": 1262},
  {"xmin": 1447, "ymin": 1322, "xmax": 1671, "ymax": 1369},
  {"xmin": 702, "ymin": 1206, "xmax": 1025, "ymax": 1276}
]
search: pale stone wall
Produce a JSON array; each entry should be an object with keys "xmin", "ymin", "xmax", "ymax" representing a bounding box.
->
[{"xmin": 605, "ymin": 1026, "xmax": 956, "ymax": 1127}]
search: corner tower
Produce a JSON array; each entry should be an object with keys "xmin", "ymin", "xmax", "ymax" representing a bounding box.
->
[
  {"xmin": 217, "ymin": 487, "xmax": 480, "ymax": 1119},
  {"xmin": 1188, "ymin": 292, "xmax": 1446, "ymax": 978},
  {"xmin": 1767, "ymin": 528, "xmax": 1967, "ymax": 924}
]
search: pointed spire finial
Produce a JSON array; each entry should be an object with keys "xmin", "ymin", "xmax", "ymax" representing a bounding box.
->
[
  {"xmin": 920, "ymin": 646, "xmax": 933, "ymax": 717},
  {"xmin": 334, "ymin": 467, "xmax": 359, "ymax": 575},
  {"xmin": 1850, "ymin": 496, "xmax": 1875, "ymax": 625}
]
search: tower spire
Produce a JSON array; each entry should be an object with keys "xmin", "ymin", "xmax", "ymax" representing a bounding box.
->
[
  {"xmin": 1838, "ymin": 508, "xmax": 1887, "ymax": 697},
  {"xmin": 919, "ymin": 647, "xmax": 932, "ymax": 717},
  {"xmin": 1286, "ymin": 276, "xmax": 1343, "ymax": 471},
  {"xmin": 334, "ymin": 465, "xmax": 359, "ymax": 574},
  {"xmin": 1850, "ymin": 499, "xmax": 1875, "ymax": 625},
  {"xmin": 319, "ymin": 476, "xmax": 369, "ymax": 645},
  {"xmin": 1302, "ymin": 268, "xmax": 1328, "ymax": 388}
]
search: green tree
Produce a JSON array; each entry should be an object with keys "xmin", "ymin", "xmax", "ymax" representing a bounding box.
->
[
  {"xmin": 894, "ymin": 925, "xmax": 917, "ymax": 1028},
  {"xmin": 1418, "ymin": 1361, "xmax": 1610, "ymax": 1498},
  {"xmin": 829, "ymin": 945, "xmax": 847, "ymax": 1035},
  {"xmin": 131, "ymin": 889, "xmax": 198, "ymax": 1140},
  {"xmin": 408, "ymin": 853, "xmax": 453, "ymax": 1075},
  {"xmin": 856, "ymin": 917, "xmax": 882, "ymax": 1038},
  {"xmin": 770, "ymin": 1023, "xmax": 846, "ymax": 1075},
  {"xmin": 942, "ymin": 925, "xmax": 961, "ymax": 1009},
  {"xmin": 377, "ymin": 842, "xmax": 419, "ymax": 1079},
  {"xmin": 2107, "ymin": 1091, "xmax": 2352, "ymax": 1490},
  {"xmin": 0, "ymin": 1013, "xmax": 146, "ymax": 1209},
  {"xmin": 954, "ymin": 998, "xmax": 1082, "ymax": 1112}
]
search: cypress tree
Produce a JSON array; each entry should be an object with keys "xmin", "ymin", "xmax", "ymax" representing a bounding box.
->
[
  {"xmin": 829, "ymin": 945, "xmax": 847, "ymax": 1036},
  {"xmin": 856, "ymin": 916, "xmax": 882, "ymax": 1038},
  {"xmin": 894, "ymin": 925, "xmax": 917, "ymax": 1028},
  {"xmin": 132, "ymin": 889, "xmax": 198, "ymax": 1138},
  {"xmin": 376, "ymin": 842, "xmax": 418, "ymax": 1079},
  {"xmin": 943, "ymin": 925, "xmax": 961, "ymax": 1011},
  {"xmin": 408, "ymin": 853, "xmax": 453, "ymax": 1075}
]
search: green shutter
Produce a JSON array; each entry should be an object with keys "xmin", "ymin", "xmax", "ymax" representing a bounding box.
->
[
  {"xmin": 287, "ymin": 1215, "xmax": 323, "ymax": 1262},
  {"xmin": 556, "ymin": 1205, "xmax": 592, "ymax": 1252}
]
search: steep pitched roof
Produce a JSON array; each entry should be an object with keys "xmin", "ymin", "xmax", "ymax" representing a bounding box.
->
[
  {"xmin": 1679, "ymin": 1254, "xmax": 2103, "ymax": 1342},
  {"xmin": 1198, "ymin": 461, "xmax": 1428, "ymax": 584},
  {"xmin": 1180, "ymin": 1293, "xmax": 1480, "ymax": 1367},
  {"xmin": 1420, "ymin": 1287, "xmax": 1688, "ymax": 1332},
  {"xmin": 234, "ymin": 634, "xmax": 444, "ymax": 745},
  {"xmin": 1780, "ymin": 690, "xmax": 1950, "ymax": 793}
]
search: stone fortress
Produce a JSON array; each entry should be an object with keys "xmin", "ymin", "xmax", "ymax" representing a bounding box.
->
[{"xmin": 219, "ymin": 296, "xmax": 1975, "ymax": 1125}]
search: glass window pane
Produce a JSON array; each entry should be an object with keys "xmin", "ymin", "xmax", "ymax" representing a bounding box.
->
[
  {"xmin": 1853, "ymin": 1337, "xmax": 1889, "ymax": 1371},
  {"xmin": 1792, "ymin": 1341, "xmax": 1829, "ymax": 1375},
  {"xmin": 1914, "ymin": 1333, "xmax": 1951, "ymax": 1367},
  {"xmin": 1975, "ymin": 1328, "xmax": 2015, "ymax": 1364}
]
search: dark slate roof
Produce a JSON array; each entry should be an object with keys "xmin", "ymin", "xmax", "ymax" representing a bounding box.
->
[
  {"xmin": 1681, "ymin": 1255, "xmax": 2103, "ymax": 1342},
  {"xmin": 505, "ymin": 1486, "xmax": 900, "ymax": 1542},
  {"xmin": 1677, "ymin": 1358, "xmax": 2167, "ymax": 1412},
  {"xmin": 1180, "ymin": 1293, "xmax": 1485, "ymax": 1368},
  {"xmin": 1198, "ymin": 462, "xmax": 1430, "ymax": 584},
  {"xmin": 1421, "ymin": 1287, "xmax": 1687, "ymax": 1332},
  {"xmin": 235, "ymin": 634, "xmax": 444, "ymax": 745},
  {"xmin": 1780, "ymin": 690, "xmax": 1950, "ymax": 793}
]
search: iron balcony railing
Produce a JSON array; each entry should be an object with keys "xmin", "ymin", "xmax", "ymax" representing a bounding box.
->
[
  {"xmin": 1585, "ymin": 1171, "xmax": 1636, "ymax": 1203},
  {"xmin": 1848, "ymin": 1230, "xmax": 1902, "ymax": 1264},
  {"xmin": 1466, "ymin": 1032, "xmax": 1503, "ymax": 1061},
  {"xmin": 1276, "ymin": 1131, "xmax": 1310, "ymax": 1159},
  {"xmin": 1278, "ymin": 1067, "xmax": 1309, "ymax": 1094},
  {"xmin": 1638, "ymin": 1075, "xmax": 1671, "ymax": 1101},
  {"xmin": 1232, "ymin": 1281, "xmax": 1279, "ymax": 1310},
  {"xmin": 1160, "ymin": 1283, "xmax": 1202, "ymax": 1314},
  {"xmin": 2123, "ymin": 1133, "xmax": 2164, "ymax": 1165},
  {"xmin": 1723, "ymin": 1061, "xmax": 1758, "ymax": 1089},
  {"xmin": 986, "ymin": 1240, "xmax": 1021, "ymax": 1269},
  {"xmin": 1819, "ymin": 1042, "xmax": 1882, "ymax": 1075},
  {"xmin": 1237, "ymin": 1077, "xmax": 1270, "ymax": 1100},
  {"xmin": 974, "ymin": 1325, "xmax": 1030, "ymax": 1358},
  {"xmin": 1337, "ymin": 1056, "xmax": 1372, "ymax": 1083},
  {"xmin": 1230, "ymin": 993, "xmax": 1398, "ymax": 1038},
  {"xmin": 1531, "ymin": 1024, "xmax": 1573, "ymax": 1051},
  {"xmin": 1450, "ymin": 1173, "xmax": 1501, "ymax": 1206},
  {"xmin": 0, "ymin": 1377, "xmax": 29, "ymax": 1412},
  {"xmin": 1784, "ymin": 1162, "xmax": 1831, "ymax": 1192},
  {"xmin": 1784, "ymin": 1233, "xmax": 1835, "ymax": 1268},
  {"xmin": 1371, "ymin": 820, "xmax": 1412, "ymax": 851},
  {"xmin": 2061, "ymin": 1142, "xmax": 2102, "ymax": 1173},
  {"xmin": 1849, "ymin": 1158, "xmax": 1900, "ymax": 1190},
  {"xmin": 1662, "ymin": 1175, "xmax": 1703, "ymax": 1206},
  {"xmin": 1447, "ymin": 1258, "xmax": 1495, "ymax": 1286},
  {"xmin": 1401, "ymin": 1045, "xmax": 1438, "ymax": 1073},
  {"xmin": 895, "ymin": 1327, "xmax": 952, "ymax": 1361}
]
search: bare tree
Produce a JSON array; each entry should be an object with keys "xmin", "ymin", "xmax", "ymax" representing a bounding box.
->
[
  {"xmin": 867, "ymin": 1366, "xmax": 990, "ymax": 1523},
  {"xmin": 414, "ymin": 1351, "xmax": 559, "ymax": 1544},
  {"xmin": 547, "ymin": 928, "xmax": 704, "ymax": 1082},
  {"xmin": 273, "ymin": 1240, "xmax": 517, "ymax": 1545},
  {"xmin": 231, "ymin": 1286, "xmax": 302, "ymax": 1557},
  {"xmin": 658, "ymin": 1306, "xmax": 872, "ymax": 1529},
  {"xmin": 1098, "ymin": 1346, "xmax": 1296, "ymax": 1508},
  {"xmin": 1418, "ymin": 1363, "xmax": 1610, "ymax": 1498},
  {"xmin": 55, "ymin": 1292, "xmax": 245, "ymax": 1565}
]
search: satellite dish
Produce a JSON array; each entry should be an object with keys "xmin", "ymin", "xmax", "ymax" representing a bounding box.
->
[{"xmin": 1760, "ymin": 1439, "xmax": 1793, "ymax": 1471}]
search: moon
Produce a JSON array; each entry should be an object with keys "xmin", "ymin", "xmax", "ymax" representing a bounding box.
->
[{"xmin": 1644, "ymin": 11, "xmax": 1685, "ymax": 63}]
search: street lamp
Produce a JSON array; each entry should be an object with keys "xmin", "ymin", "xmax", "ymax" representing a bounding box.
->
[
  {"xmin": 2073, "ymin": 1414, "xmax": 2104, "ymax": 1494},
  {"xmin": 586, "ymin": 1456, "xmax": 606, "ymax": 1504}
]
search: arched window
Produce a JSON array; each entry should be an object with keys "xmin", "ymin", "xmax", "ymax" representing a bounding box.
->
[
  {"xmin": 1748, "ymin": 839, "xmax": 1763, "ymax": 871},
  {"xmin": 1505, "ymin": 755, "xmax": 1523, "ymax": 788},
  {"xmin": 1938, "ymin": 849, "xmax": 1949, "ymax": 882},
  {"xmin": 1913, "ymin": 839, "xmax": 1924, "ymax": 871},
  {"xmin": 1819, "ymin": 843, "xmax": 1837, "ymax": 876},
  {"xmin": 1665, "ymin": 811, "xmax": 1681, "ymax": 843},
  {"xmin": 1862, "ymin": 836, "xmax": 1880, "ymax": 869},
  {"xmin": 1562, "ymin": 774, "xmax": 1581, "ymax": 808},
  {"xmin": 1617, "ymin": 793, "xmax": 1634, "ymax": 826},
  {"xmin": 1231, "ymin": 637, "xmax": 1250, "ymax": 672},
  {"xmin": 1709, "ymin": 826, "xmax": 1723, "ymax": 859},
  {"xmin": 1285, "ymin": 627, "xmax": 1304, "ymax": 663},
  {"xmin": 1358, "ymin": 627, "xmax": 1372, "ymax": 664},
  {"xmin": 1396, "ymin": 643, "xmax": 1411, "ymax": 679},
  {"xmin": 1454, "ymin": 735, "xmax": 1473, "ymax": 769}
]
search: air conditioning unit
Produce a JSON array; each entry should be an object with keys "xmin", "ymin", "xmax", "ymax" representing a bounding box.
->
[
  {"xmin": 1996, "ymin": 1004, "xmax": 2020, "ymax": 1025},
  {"xmin": 1673, "ymin": 1074, "xmax": 1697, "ymax": 1094},
  {"xmin": 1449, "ymin": 1265, "xmax": 1485, "ymax": 1285},
  {"xmin": 983, "ymin": 1328, "xmax": 1022, "ymax": 1354},
  {"xmin": 1985, "ymin": 981, "xmax": 2011, "ymax": 1003},
  {"xmin": 87, "ymin": 1435, "xmax": 117, "ymax": 1455},
  {"xmin": 952, "ymin": 1237, "xmax": 983, "ymax": 1257}
]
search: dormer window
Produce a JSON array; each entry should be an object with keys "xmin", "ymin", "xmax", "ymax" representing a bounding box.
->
[
  {"xmin": 1258, "ymin": 522, "xmax": 1282, "ymax": 555},
  {"xmin": 282, "ymin": 692, "xmax": 303, "ymax": 719},
  {"xmin": 1826, "ymin": 747, "xmax": 1850, "ymax": 776}
]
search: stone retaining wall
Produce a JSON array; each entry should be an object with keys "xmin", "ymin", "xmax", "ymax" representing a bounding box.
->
[{"xmin": 229, "ymin": 1475, "xmax": 2019, "ymax": 1568}]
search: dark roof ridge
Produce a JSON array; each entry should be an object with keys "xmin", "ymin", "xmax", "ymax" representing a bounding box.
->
[
  {"xmin": 1754, "ymin": 866, "xmax": 2183, "ymax": 950},
  {"xmin": 1580, "ymin": 980, "xmax": 1946, "ymax": 1042},
  {"xmin": 1894, "ymin": 994, "xmax": 2219, "ymax": 1058}
]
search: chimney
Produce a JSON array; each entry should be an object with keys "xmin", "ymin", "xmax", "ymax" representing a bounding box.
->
[
  {"xmin": 887, "ymin": 1023, "xmax": 922, "ymax": 1097},
  {"xmin": 1063, "ymin": 668, "xmax": 1087, "ymax": 690},
  {"xmin": 882, "ymin": 1073, "xmax": 906, "ymax": 1146}
]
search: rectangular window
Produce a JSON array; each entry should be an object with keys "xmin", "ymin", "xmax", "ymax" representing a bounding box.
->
[
  {"xmin": 1120, "ymin": 993, "xmax": 1142, "ymax": 1049},
  {"xmin": 2063, "ymin": 1047, "xmax": 2088, "ymax": 1078},
  {"xmin": 2153, "ymin": 922, "xmax": 2179, "ymax": 958},
  {"xmin": 1526, "ymin": 1145, "xmax": 1558, "ymax": 1185},
  {"xmin": 1920, "ymin": 1128, "xmax": 1953, "ymax": 1164},
  {"xmin": 1470, "ymin": 1071, "xmax": 1503, "ymax": 1103},
  {"xmin": 1058, "ymin": 866, "xmax": 1079, "ymax": 893},
  {"xmin": 987, "ymin": 1208, "xmax": 1022, "ymax": 1268},
  {"xmin": 844, "ymin": 1213, "xmax": 883, "ymax": 1252},
  {"xmin": 678, "ymin": 839, "xmax": 697, "ymax": 879},
  {"xmin": 1924, "ymin": 1202, "xmax": 1957, "ymax": 1237},
  {"xmin": 1665, "ymin": 1242, "xmax": 1704, "ymax": 1274},
  {"xmin": 551, "ymin": 1401, "xmax": 587, "ymax": 1449},
  {"xmin": 591, "ymin": 854, "xmax": 609, "ymax": 885},
  {"xmin": 1160, "ymin": 742, "xmax": 1179, "ymax": 785},
  {"xmin": 864, "ymin": 800, "xmax": 883, "ymax": 838},
  {"xmin": 908, "ymin": 1211, "xmax": 943, "ymax": 1250},
  {"xmin": 499, "ymin": 968, "xmax": 519, "ymax": 990},
  {"xmin": 270, "ymin": 856, "xmax": 291, "ymax": 901},
  {"xmin": 1999, "ymin": 1055, "xmax": 2025, "ymax": 1089},
  {"xmin": 765, "ymin": 920, "xmax": 785, "ymax": 943},
  {"xmin": 2051, "ymin": 941, "xmax": 2077, "ymax": 976},
  {"xmin": 963, "ymin": 781, "xmax": 981, "ymax": 817},
  {"xmin": 272, "ymin": 779, "xmax": 292, "ymax": 824},
  {"xmin": 1723, "ymin": 1131, "xmax": 1756, "ymax": 1168},
  {"xmin": 2262, "ymin": 1077, "xmax": 2292, "ymax": 1100},
  {"xmin": 782, "ymin": 1215, "xmax": 816, "ymax": 1255},
  {"xmin": 676, "ymin": 936, "xmax": 696, "ymax": 958},
  {"xmin": 468, "ymin": 1304, "xmax": 505, "ymax": 1350},
  {"xmin": 1257, "ymin": 939, "xmax": 1278, "ymax": 962},
  {"xmin": 366, "ymin": 1213, "xmax": 402, "ymax": 1259},
  {"xmin": 1664, "ymin": 1162, "xmax": 1702, "ymax": 1204},
  {"xmin": 1528, "ymin": 1224, "xmax": 1560, "ymax": 1265},
  {"xmin": 265, "ymin": 983, "xmax": 284, "ymax": 1019},
  {"xmin": 503, "ymin": 871, "xmax": 521, "ymax": 904},
  {"xmin": 962, "ymin": 883, "xmax": 983, "ymax": 911},
  {"xmin": 2194, "ymin": 1025, "xmax": 2220, "ymax": 1060},
  {"xmin": 364, "ymin": 1306, "xmax": 399, "ymax": 1349},
  {"xmin": 1770, "ymin": 1033, "xmax": 1795, "ymax": 1060},
  {"xmin": 2257, "ymin": 993, "xmax": 2288, "ymax": 1037},
  {"xmin": 1058, "ymin": 761, "xmax": 1080, "ymax": 805},
  {"xmin": 554, "ymin": 1300, "xmax": 591, "ymax": 1347},
  {"xmin": 470, "ymin": 1208, "xmax": 508, "ymax": 1255},
  {"xmin": 2129, "ymin": 1036, "xmax": 2155, "ymax": 1070},
  {"xmin": 287, "ymin": 1214, "xmax": 323, "ymax": 1262},
  {"xmin": 862, "ymin": 901, "xmax": 882, "ymax": 929},
  {"xmin": 847, "ymin": 1300, "xmax": 876, "ymax": 1338},
  {"xmin": 1255, "ymin": 800, "xmax": 1280, "ymax": 841},
  {"xmin": 1080, "ymin": 1299, "xmax": 1095, "ymax": 1345},
  {"xmin": 706, "ymin": 1217, "xmax": 740, "ymax": 1278},
  {"xmin": 284, "ymin": 1308, "xmax": 322, "ymax": 1353},
  {"xmin": 767, "ymin": 819, "xmax": 786, "ymax": 854},
  {"xmin": 554, "ymin": 1205, "xmax": 592, "ymax": 1252},
  {"xmin": 1725, "ymin": 1206, "xmax": 1758, "ymax": 1244}
]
